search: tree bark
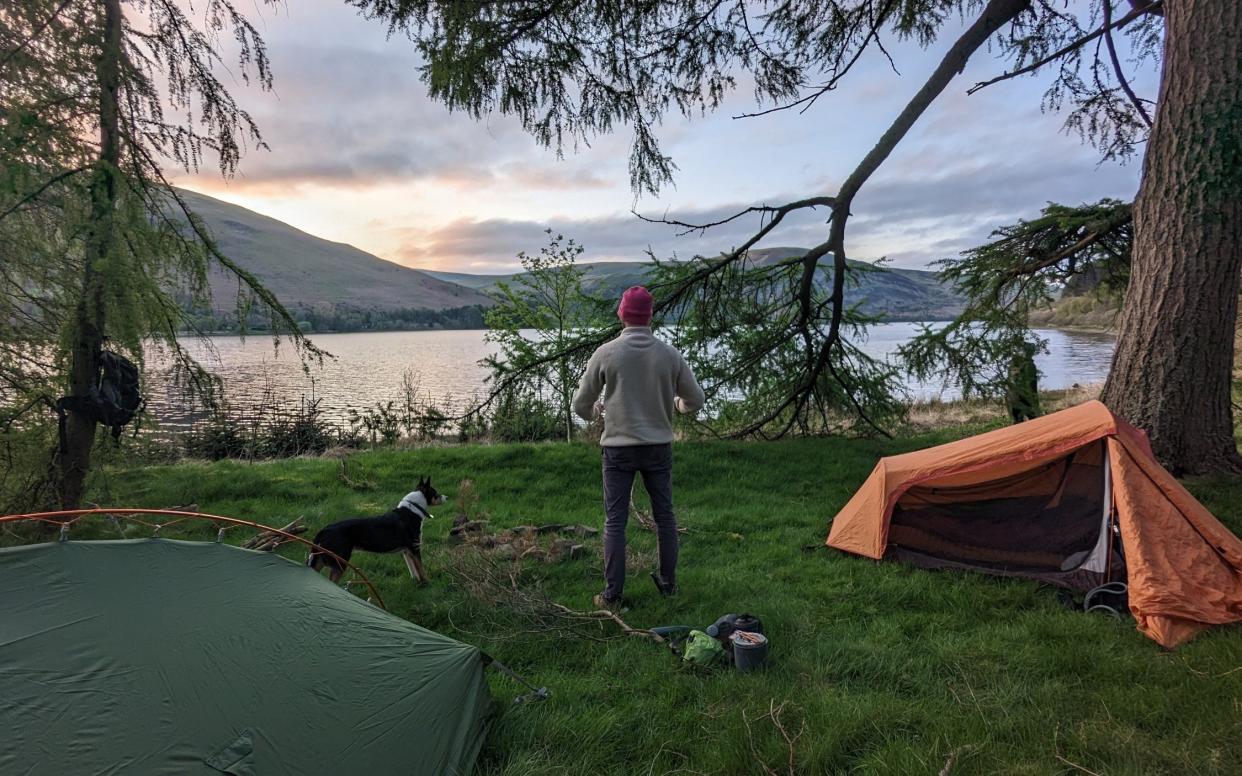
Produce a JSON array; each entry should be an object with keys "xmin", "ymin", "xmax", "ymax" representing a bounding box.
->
[
  {"xmin": 1100, "ymin": 0, "xmax": 1242, "ymax": 475},
  {"xmin": 60, "ymin": 0, "xmax": 123, "ymax": 507}
]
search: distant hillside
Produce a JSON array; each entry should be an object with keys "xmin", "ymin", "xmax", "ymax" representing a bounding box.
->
[
  {"xmin": 179, "ymin": 190, "xmax": 961, "ymax": 328},
  {"xmin": 745, "ymin": 247, "xmax": 964, "ymax": 320},
  {"xmin": 180, "ymin": 189, "xmax": 491, "ymax": 315},
  {"xmin": 429, "ymin": 247, "xmax": 964, "ymax": 322},
  {"xmin": 428, "ymin": 261, "xmax": 651, "ymax": 299}
]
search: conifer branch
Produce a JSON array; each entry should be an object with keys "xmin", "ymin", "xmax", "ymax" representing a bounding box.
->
[
  {"xmin": 968, "ymin": 0, "xmax": 1162, "ymax": 95},
  {"xmin": 1102, "ymin": 0, "xmax": 1154, "ymax": 128}
]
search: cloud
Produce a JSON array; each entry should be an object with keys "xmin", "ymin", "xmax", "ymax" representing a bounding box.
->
[
  {"xmin": 395, "ymin": 201, "xmax": 830, "ymax": 270},
  {"xmin": 177, "ymin": 14, "xmax": 616, "ymax": 195},
  {"xmin": 393, "ymin": 143, "xmax": 1139, "ymax": 271},
  {"xmin": 171, "ymin": 0, "xmax": 1144, "ymax": 275},
  {"xmin": 495, "ymin": 162, "xmax": 614, "ymax": 191}
]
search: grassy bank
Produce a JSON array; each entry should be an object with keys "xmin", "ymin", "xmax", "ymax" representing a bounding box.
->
[
  {"xmin": 87, "ymin": 429, "xmax": 1242, "ymax": 774},
  {"xmin": 1028, "ymin": 295, "xmax": 1119, "ymax": 331}
]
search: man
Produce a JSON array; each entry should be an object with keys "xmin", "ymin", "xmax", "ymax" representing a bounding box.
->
[{"xmin": 573, "ymin": 286, "xmax": 705, "ymax": 609}]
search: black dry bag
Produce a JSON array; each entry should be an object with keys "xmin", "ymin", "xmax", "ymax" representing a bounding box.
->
[{"xmin": 57, "ymin": 350, "xmax": 145, "ymax": 446}]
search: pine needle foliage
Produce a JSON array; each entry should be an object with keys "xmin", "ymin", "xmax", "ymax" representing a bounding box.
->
[
  {"xmin": 354, "ymin": 1, "xmax": 1162, "ymax": 195},
  {"xmin": 899, "ymin": 199, "xmax": 1133, "ymax": 398},
  {"xmin": 0, "ymin": 0, "xmax": 317, "ymax": 509},
  {"xmin": 648, "ymin": 251, "xmax": 907, "ymax": 437},
  {"xmin": 352, "ymin": 0, "xmax": 1163, "ymax": 438}
]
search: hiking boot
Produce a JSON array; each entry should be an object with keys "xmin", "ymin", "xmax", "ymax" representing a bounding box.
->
[
  {"xmin": 593, "ymin": 593, "xmax": 625, "ymax": 612},
  {"xmin": 650, "ymin": 572, "xmax": 678, "ymax": 598}
]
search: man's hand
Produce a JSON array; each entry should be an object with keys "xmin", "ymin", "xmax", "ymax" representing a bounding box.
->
[{"xmin": 593, "ymin": 400, "xmax": 605, "ymax": 419}]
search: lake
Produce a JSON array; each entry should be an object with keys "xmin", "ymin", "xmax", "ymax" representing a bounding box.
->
[{"xmin": 145, "ymin": 323, "xmax": 1116, "ymax": 429}]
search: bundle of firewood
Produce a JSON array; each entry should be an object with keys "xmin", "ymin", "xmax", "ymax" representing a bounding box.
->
[{"xmin": 242, "ymin": 517, "xmax": 306, "ymax": 552}]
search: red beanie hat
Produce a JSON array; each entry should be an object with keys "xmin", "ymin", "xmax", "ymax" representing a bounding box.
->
[{"xmin": 617, "ymin": 286, "xmax": 654, "ymax": 326}]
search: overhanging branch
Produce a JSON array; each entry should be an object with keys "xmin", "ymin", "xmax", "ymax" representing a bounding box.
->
[
  {"xmin": 968, "ymin": 0, "xmax": 1162, "ymax": 95},
  {"xmin": 1001, "ymin": 208, "xmax": 1133, "ymax": 287},
  {"xmin": 1102, "ymin": 0, "xmax": 1154, "ymax": 128},
  {"xmin": 634, "ymin": 196, "xmax": 835, "ymax": 236},
  {"xmin": 732, "ymin": 0, "xmax": 902, "ymax": 120},
  {"xmin": 655, "ymin": 0, "xmax": 1033, "ymax": 438},
  {"xmin": 0, "ymin": 167, "xmax": 89, "ymax": 223}
]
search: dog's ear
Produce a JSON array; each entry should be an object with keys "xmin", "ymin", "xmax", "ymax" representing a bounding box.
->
[{"xmin": 418, "ymin": 475, "xmax": 427, "ymax": 487}]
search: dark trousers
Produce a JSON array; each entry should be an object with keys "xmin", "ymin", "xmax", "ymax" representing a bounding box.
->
[{"xmin": 601, "ymin": 443, "xmax": 677, "ymax": 600}]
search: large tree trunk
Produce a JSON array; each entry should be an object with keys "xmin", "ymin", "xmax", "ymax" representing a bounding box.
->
[
  {"xmin": 1100, "ymin": 0, "xmax": 1242, "ymax": 475},
  {"xmin": 60, "ymin": 0, "xmax": 123, "ymax": 508}
]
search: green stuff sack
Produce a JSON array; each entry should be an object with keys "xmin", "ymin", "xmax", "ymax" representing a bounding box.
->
[{"xmin": 682, "ymin": 629, "xmax": 727, "ymax": 667}]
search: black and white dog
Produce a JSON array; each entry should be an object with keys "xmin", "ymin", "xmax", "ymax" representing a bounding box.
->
[{"xmin": 307, "ymin": 477, "xmax": 446, "ymax": 585}]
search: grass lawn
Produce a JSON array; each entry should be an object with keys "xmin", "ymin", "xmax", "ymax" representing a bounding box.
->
[{"xmin": 91, "ymin": 429, "xmax": 1242, "ymax": 775}]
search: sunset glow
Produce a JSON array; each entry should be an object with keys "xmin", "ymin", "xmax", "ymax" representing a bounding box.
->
[{"xmin": 172, "ymin": 0, "xmax": 1149, "ymax": 274}]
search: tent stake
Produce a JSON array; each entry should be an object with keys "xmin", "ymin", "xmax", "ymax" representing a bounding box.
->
[{"xmin": 482, "ymin": 654, "xmax": 550, "ymax": 704}]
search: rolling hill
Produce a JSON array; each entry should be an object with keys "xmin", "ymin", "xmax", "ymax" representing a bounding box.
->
[
  {"xmin": 181, "ymin": 190, "xmax": 962, "ymax": 327},
  {"xmin": 428, "ymin": 248, "xmax": 963, "ymax": 321},
  {"xmin": 747, "ymin": 246, "xmax": 964, "ymax": 320},
  {"xmin": 179, "ymin": 189, "xmax": 491, "ymax": 314},
  {"xmin": 427, "ymin": 262, "xmax": 651, "ymax": 297}
]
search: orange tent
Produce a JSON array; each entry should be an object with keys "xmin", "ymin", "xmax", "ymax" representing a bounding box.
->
[{"xmin": 827, "ymin": 401, "xmax": 1242, "ymax": 648}]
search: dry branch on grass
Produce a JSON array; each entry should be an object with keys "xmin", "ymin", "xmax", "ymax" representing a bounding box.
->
[
  {"xmin": 938, "ymin": 746, "xmax": 973, "ymax": 776},
  {"xmin": 450, "ymin": 519, "xmax": 595, "ymax": 564},
  {"xmin": 741, "ymin": 699, "xmax": 806, "ymax": 776},
  {"xmin": 547, "ymin": 602, "xmax": 666, "ymax": 645},
  {"xmin": 1053, "ymin": 724, "xmax": 1104, "ymax": 776},
  {"xmin": 448, "ymin": 479, "xmax": 597, "ymax": 564},
  {"xmin": 443, "ymin": 550, "xmax": 666, "ymax": 646},
  {"xmin": 242, "ymin": 517, "xmax": 306, "ymax": 551},
  {"xmin": 1055, "ymin": 755, "xmax": 1104, "ymax": 776}
]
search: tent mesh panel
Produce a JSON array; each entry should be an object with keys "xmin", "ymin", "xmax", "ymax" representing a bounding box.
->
[{"xmin": 889, "ymin": 442, "xmax": 1106, "ymax": 573}]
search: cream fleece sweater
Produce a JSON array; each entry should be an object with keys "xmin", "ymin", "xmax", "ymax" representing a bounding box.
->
[{"xmin": 572, "ymin": 327, "xmax": 705, "ymax": 447}]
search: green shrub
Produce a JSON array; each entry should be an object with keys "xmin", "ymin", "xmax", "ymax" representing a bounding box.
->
[
  {"xmin": 185, "ymin": 398, "xmax": 345, "ymax": 460},
  {"xmin": 488, "ymin": 387, "xmax": 562, "ymax": 442}
]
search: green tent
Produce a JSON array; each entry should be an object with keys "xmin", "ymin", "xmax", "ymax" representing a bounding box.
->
[{"xmin": 0, "ymin": 539, "xmax": 493, "ymax": 774}]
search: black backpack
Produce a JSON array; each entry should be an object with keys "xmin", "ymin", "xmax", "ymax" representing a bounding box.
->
[{"xmin": 57, "ymin": 350, "xmax": 146, "ymax": 443}]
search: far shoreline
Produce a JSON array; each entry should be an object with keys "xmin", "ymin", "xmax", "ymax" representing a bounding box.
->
[{"xmin": 183, "ymin": 316, "xmax": 1121, "ymax": 339}]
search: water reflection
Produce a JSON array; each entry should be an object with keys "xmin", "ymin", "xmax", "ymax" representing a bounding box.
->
[
  {"xmin": 146, "ymin": 324, "xmax": 1115, "ymax": 429},
  {"xmin": 858, "ymin": 322, "xmax": 1116, "ymax": 401}
]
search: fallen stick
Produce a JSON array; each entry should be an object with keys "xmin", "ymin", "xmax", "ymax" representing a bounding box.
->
[
  {"xmin": 939, "ymin": 746, "xmax": 971, "ymax": 776},
  {"xmin": 1055, "ymin": 756, "xmax": 1103, "ymax": 776},
  {"xmin": 255, "ymin": 531, "xmax": 305, "ymax": 552},
  {"xmin": 1053, "ymin": 724, "xmax": 1103, "ymax": 776},
  {"xmin": 549, "ymin": 602, "xmax": 666, "ymax": 645},
  {"xmin": 242, "ymin": 517, "xmax": 305, "ymax": 549}
]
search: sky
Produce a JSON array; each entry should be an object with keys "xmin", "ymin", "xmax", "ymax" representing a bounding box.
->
[{"xmin": 172, "ymin": 1, "xmax": 1154, "ymax": 274}]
